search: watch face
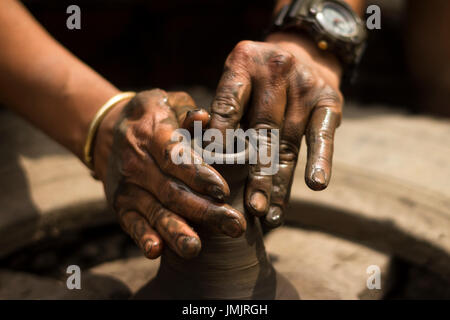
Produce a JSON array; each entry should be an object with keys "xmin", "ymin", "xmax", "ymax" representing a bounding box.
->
[{"xmin": 316, "ymin": 1, "xmax": 358, "ymax": 37}]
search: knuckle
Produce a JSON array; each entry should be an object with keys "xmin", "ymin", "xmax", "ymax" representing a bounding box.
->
[
  {"xmin": 211, "ymin": 91, "xmax": 241, "ymax": 119},
  {"xmin": 134, "ymin": 89, "xmax": 169, "ymax": 110},
  {"xmin": 316, "ymin": 129, "xmax": 334, "ymax": 142},
  {"xmin": 279, "ymin": 141, "xmax": 299, "ymax": 163},
  {"xmin": 231, "ymin": 41, "xmax": 257, "ymax": 61},
  {"xmin": 158, "ymin": 181, "xmax": 171, "ymax": 204},
  {"xmin": 271, "ymin": 183, "xmax": 286, "ymax": 203},
  {"xmin": 158, "ymin": 145, "xmax": 174, "ymax": 171},
  {"xmin": 310, "ymin": 84, "xmax": 342, "ymax": 112},
  {"xmin": 114, "ymin": 191, "xmax": 129, "ymax": 211},
  {"xmin": 267, "ymin": 50, "xmax": 294, "ymax": 74},
  {"xmin": 113, "ymin": 183, "xmax": 138, "ymax": 214},
  {"xmin": 307, "ymin": 120, "xmax": 335, "ymax": 142},
  {"xmin": 306, "ymin": 125, "xmax": 334, "ymax": 147},
  {"xmin": 118, "ymin": 210, "xmax": 135, "ymax": 231},
  {"xmin": 318, "ymin": 105, "xmax": 342, "ymax": 128},
  {"xmin": 149, "ymin": 206, "xmax": 166, "ymax": 227},
  {"xmin": 118, "ymin": 128, "xmax": 148, "ymax": 177},
  {"xmin": 168, "ymin": 91, "xmax": 194, "ymax": 105},
  {"xmin": 139, "ymin": 88, "xmax": 167, "ymax": 100},
  {"xmin": 331, "ymin": 108, "xmax": 343, "ymax": 125},
  {"xmin": 317, "ymin": 86, "xmax": 343, "ymax": 107},
  {"xmin": 316, "ymin": 154, "xmax": 332, "ymax": 165},
  {"xmin": 160, "ymin": 179, "xmax": 183, "ymax": 204},
  {"xmin": 169, "ymin": 91, "xmax": 190, "ymax": 100},
  {"xmin": 133, "ymin": 91, "xmax": 151, "ymax": 107},
  {"xmin": 253, "ymin": 117, "xmax": 280, "ymax": 130},
  {"xmin": 272, "ymin": 170, "xmax": 293, "ymax": 199},
  {"xmin": 294, "ymin": 65, "xmax": 316, "ymax": 92},
  {"xmin": 120, "ymin": 151, "xmax": 140, "ymax": 177}
]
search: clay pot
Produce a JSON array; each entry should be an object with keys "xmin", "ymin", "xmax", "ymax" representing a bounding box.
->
[{"xmin": 134, "ymin": 141, "xmax": 299, "ymax": 299}]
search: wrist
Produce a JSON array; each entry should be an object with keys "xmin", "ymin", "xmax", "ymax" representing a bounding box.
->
[
  {"xmin": 70, "ymin": 86, "xmax": 120, "ymax": 161},
  {"xmin": 265, "ymin": 31, "xmax": 343, "ymax": 86},
  {"xmin": 91, "ymin": 97, "xmax": 131, "ymax": 181}
]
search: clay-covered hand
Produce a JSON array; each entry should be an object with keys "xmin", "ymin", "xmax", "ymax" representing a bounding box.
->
[
  {"xmin": 210, "ymin": 33, "xmax": 343, "ymax": 228},
  {"xmin": 92, "ymin": 89, "xmax": 246, "ymax": 259}
]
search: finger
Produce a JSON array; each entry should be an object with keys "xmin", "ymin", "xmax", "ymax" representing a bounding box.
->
[
  {"xmin": 153, "ymin": 210, "xmax": 201, "ymax": 259},
  {"xmin": 136, "ymin": 91, "xmax": 230, "ymax": 201},
  {"xmin": 119, "ymin": 210, "xmax": 163, "ymax": 259},
  {"xmin": 167, "ymin": 91, "xmax": 197, "ymax": 124},
  {"xmin": 305, "ymin": 105, "xmax": 341, "ymax": 191},
  {"xmin": 245, "ymin": 52, "xmax": 293, "ymax": 217},
  {"xmin": 264, "ymin": 206, "xmax": 284, "ymax": 228},
  {"xmin": 245, "ymin": 164, "xmax": 272, "ymax": 217},
  {"xmin": 126, "ymin": 154, "xmax": 246, "ymax": 238},
  {"xmin": 210, "ymin": 42, "xmax": 253, "ymax": 139},
  {"xmin": 264, "ymin": 76, "xmax": 310, "ymax": 228},
  {"xmin": 167, "ymin": 91, "xmax": 210, "ymax": 129},
  {"xmin": 119, "ymin": 184, "xmax": 201, "ymax": 259},
  {"xmin": 182, "ymin": 109, "xmax": 210, "ymax": 132}
]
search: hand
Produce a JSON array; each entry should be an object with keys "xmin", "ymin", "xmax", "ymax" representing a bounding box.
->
[
  {"xmin": 92, "ymin": 89, "xmax": 247, "ymax": 259},
  {"xmin": 210, "ymin": 32, "xmax": 343, "ymax": 228}
]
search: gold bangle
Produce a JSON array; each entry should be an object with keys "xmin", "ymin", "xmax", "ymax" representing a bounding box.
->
[{"xmin": 83, "ymin": 91, "xmax": 136, "ymax": 170}]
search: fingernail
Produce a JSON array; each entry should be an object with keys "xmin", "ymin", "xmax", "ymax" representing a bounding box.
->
[
  {"xmin": 144, "ymin": 239, "xmax": 155, "ymax": 257},
  {"xmin": 185, "ymin": 110, "xmax": 194, "ymax": 119},
  {"xmin": 250, "ymin": 192, "xmax": 268, "ymax": 215},
  {"xmin": 311, "ymin": 168, "xmax": 326, "ymax": 190},
  {"xmin": 187, "ymin": 109, "xmax": 205, "ymax": 119},
  {"xmin": 208, "ymin": 185, "xmax": 225, "ymax": 201},
  {"xmin": 265, "ymin": 206, "xmax": 282, "ymax": 228},
  {"xmin": 221, "ymin": 218, "xmax": 243, "ymax": 238},
  {"xmin": 184, "ymin": 109, "xmax": 205, "ymax": 128},
  {"xmin": 178, "ymin": 236, "xmax": 201, "ymax": 259},
  {"xmin": 194, "ymin": 108, "xmax": 206, "ymax": 114}
]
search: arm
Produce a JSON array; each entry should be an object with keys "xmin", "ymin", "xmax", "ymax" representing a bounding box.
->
[
  {"xmin": 0, "ymin": 0, "xmax": 246, "ymax": 259},
  {"xmin": 0, "ymin": 0, "xmax": 118, "ymax": 159}
]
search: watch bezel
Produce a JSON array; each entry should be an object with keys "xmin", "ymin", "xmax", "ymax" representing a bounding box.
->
[
  {"xmin": 269, "ymin": 0, "xmax": 368, "ymax": 83},
  {"xmin": 309, "ymin": 0, "xmax": 366, "ymax": 43}
]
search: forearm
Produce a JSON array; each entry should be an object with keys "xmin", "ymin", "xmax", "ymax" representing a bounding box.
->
[
  {"xmin": 273, "ymin": 0, "xmax": 365, "ymax": 16},
  {"xmin": 0, "ymin": 0, "xmax": 119, "ymax": 160}
]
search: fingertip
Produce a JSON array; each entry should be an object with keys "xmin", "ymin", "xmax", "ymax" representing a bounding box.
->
[
  {"xmin": 183, "ymin": 109, "xmax": 211, "ymax": 129},
  {"xmin": 306, "ymin": 167, "xmax": 329, "ymax": 191},
  {"xmin": 264, "ymin": 206, "xmax": 283, "ymax": 228},
  {"xmin": 207, "ymin": 185, "xmax": 227, "ymax": 202},
  {"xmin": 221, "ymin": 182, "xmax": 231, "ymax": 199},
  {"xmin": 178, "ymin": 236, "xmax": 202, "ymax": 259},
  {"xmin": 194, "ymin": 108, "xmax": 211, "ymax": 121},
  {"xmin": 220, "ymin": 206, "xmax": 247, "ymax": 238},
  {"xmin": 143, "ymin": 238, "xmax": 163, "ymax": 259},
  {"xmin": 221, "ymin": 217, "xmax": 246, "ymax": 238},
  {"xmin": 247, "ymin": 191, "xmax": 268, "ymax": 217},
  {"xmin": 202, "ymin": 167, "xmax": 230, "ymax": 201}
]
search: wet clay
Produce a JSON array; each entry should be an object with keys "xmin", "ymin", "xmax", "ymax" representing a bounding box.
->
[{"xmin": 133, "ymin": 158, "xmax": 299, "ymax": 299}]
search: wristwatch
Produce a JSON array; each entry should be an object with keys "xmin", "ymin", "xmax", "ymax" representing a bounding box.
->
[{"xmin": 270, "ymin": 0, "xmax": 367, "ymax": 82}]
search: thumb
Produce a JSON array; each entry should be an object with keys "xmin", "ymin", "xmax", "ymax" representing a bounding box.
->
[{"xmin": 167, "ymin": 91, "xmax": 210, "ymax": 131}]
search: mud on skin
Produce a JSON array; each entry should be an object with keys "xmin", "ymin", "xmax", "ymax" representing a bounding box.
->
[
  {"xmin": 91, "ymin": 89, "xmax": 246, "ymax": 260},
  {"xmin": 209, "ymin": 35, "xmax": 343, "ymax": 228}
]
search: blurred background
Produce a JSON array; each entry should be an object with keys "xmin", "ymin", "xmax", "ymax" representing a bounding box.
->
[
  {"xmin": 22, "ymin": 0, "xmax": 450, "ymax": 116},
  {"xmin": 0, "ymin": 0, "xmax": 449, "ymax": 299}
]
